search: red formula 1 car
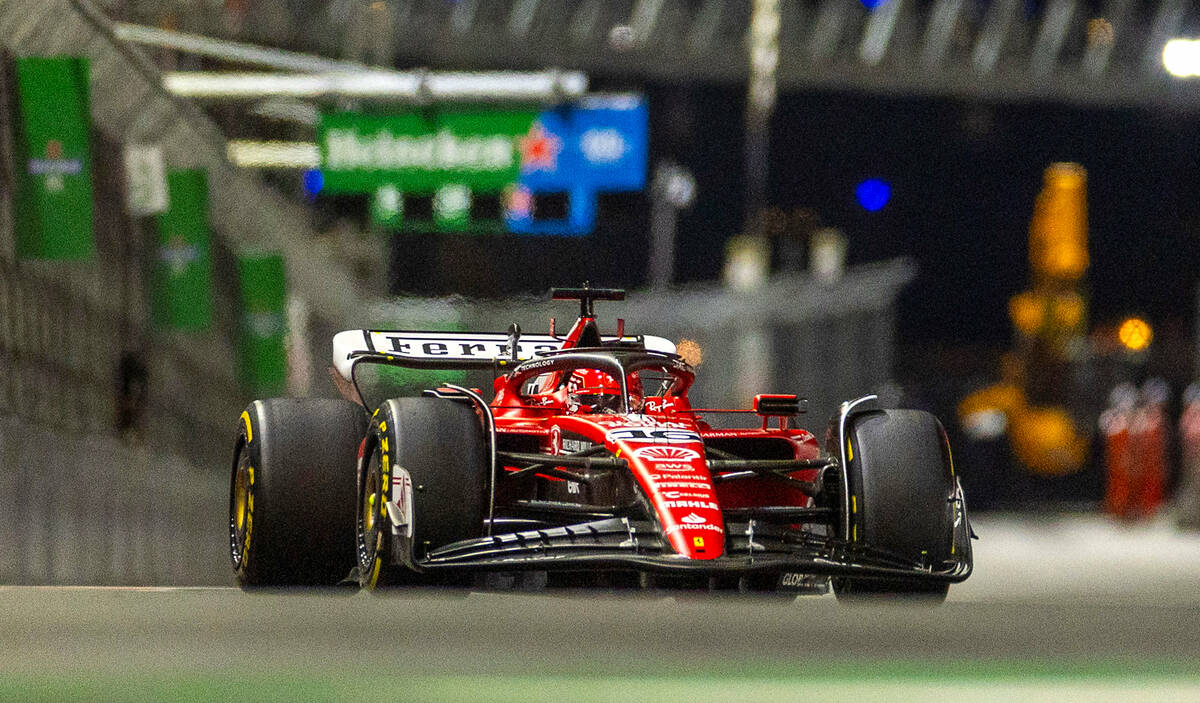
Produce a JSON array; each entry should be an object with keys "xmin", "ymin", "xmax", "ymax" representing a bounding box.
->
[{"xmin": 229, "ymin": 286, "xmax": 972, "ymax": 598}]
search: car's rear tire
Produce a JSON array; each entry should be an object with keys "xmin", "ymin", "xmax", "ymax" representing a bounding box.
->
[
  {"xmin": 229, "ymin": 398, "xmax": 368, "ymax": 587},
  {"xmin": 357, "ymin": 397, "xmax": 487, "ymax": 589},
  {"xmin": 832, "ymin": 409, "xmax": 957, "ymax": 601}
]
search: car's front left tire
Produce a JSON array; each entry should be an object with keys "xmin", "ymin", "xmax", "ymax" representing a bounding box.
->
[{"xmin": 357, "ymin": 397, "xmax": 488, "ymax": 589}]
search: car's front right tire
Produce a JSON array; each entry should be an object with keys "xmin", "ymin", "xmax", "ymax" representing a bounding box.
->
[
  {"xmin": 831, "ymin": 409, "xmax": 960, "ymax": 601},
  {"xmin": 357, "ymin": 397, "xmax": 488, "ymax": 589}
]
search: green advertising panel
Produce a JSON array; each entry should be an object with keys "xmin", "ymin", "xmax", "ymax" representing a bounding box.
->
[
  {"xmin": 151, "ymin": 170, "xmax": 212, "ymax": 331},
  {"xmin": 237, "ymin": 254, "xmax": 288, "ymax": 397},
  {"xmin": 12, "ymin": 56, "xmax": 95, "ymax": 259},
  {"xmin": 318, "ymin": 109, "xmax": 537, "ymax": 194}
]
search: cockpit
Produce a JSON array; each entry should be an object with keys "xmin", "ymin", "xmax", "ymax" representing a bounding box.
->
[{"xmin": 505, "ymin": 348, "xmax": 695, "ymax": 416}]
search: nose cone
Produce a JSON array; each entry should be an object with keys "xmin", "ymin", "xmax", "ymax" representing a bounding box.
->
[{"xmin": 617, "ymin": 441, "xmax": 725, "ymax": 559}]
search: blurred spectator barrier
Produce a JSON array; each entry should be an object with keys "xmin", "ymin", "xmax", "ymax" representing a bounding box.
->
[
  {"xmin": 1101, "ymin": 381, "xmax": 1168, "ymax": 520},
  {"xmin": 0, "ymin": 0, "xmax": 373, "ymax": 584},
  {"xmin": 0, "ymin": 414, "xmax": 228, "ymax": 585},
  {"xmin": 1177, "ymin": 384, "xmax": 1200, "ymax": 529}
]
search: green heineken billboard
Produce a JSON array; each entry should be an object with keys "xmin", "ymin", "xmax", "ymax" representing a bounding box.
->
[
  {"xmin": 317, "ymin": 109, "xmax": 537, "ymax": 195},
  {"xmin": 11, "ymin": 56, "xmax": 95, "ymax": 260},
  {"xmin": 151, "ymin": 170, "xmax": 212, "ymax": 332},
  {"xmin": 237, "ymin": 254, "xmax": 288, "ymax": 397}
]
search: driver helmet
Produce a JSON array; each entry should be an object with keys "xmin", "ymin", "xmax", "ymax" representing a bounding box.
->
[{"xmin": 568, "ymin": 368, "xmax": 627, "ymax": 414}]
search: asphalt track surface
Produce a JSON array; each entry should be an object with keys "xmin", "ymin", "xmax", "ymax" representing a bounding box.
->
[{"xmin": 4, "ymin": 514, "xmax": 1200, "ymax": 702}]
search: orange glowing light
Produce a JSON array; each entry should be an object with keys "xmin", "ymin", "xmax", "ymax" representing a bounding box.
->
[{"xmin": 1117, "ymin": 317, "xmax": 1153, "ymax": 351}]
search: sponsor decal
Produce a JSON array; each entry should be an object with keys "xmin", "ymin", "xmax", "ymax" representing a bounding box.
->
[
  {"xmin": 28, "ymin": 139, "xmax": 83, "ymax": 193},
  {"xmin": 650, "ymin": 474, "xmax": 706, "ymax": 482},
  {"xmin": 518, "ymin": 357, "xmax": 559, "ymax": 371},
  {"xmin": 561, "ymin": 438, "xmax": 593, "ymax": 453},
  {"xmin": 608, "ymin": 428, "xmax": 701, "ymax": 444},
  {"xmin": 580, "ymin": 128, "xmax": 626, "ymax": 164},
  {"xmin": 633, "ymin": 446, "xmax": 700, "ymax": 461},
  {"xmin": 780, "ymin": 572, "xmax": 808, "ymax": 588},
  {"xmin": 160, "ymin": 235, "xmax": 200, "ymax": 276},
  {"xmin": 324, "ymin": 128, "xmax": 516, "ymax": 171},
  {"xmin": 680, "ymin": 512, "xmax": 707, "ymax": 524},
  {"xmin": 390, "ymin": 468, "xmax": 414, "ymax": 538},
  {"xmin": 548, "ymin": 425, "xmax": 561, "ymax": 455},
  {"xmin": 649, "ymin": 463, "xmax": 695, "ymax": 473},
  {"xmin": 665, "ymin": 522, "xmax": 723, "ymax": 535},
  {"xmin": 370, "ymin": 331, "xmax": 561, "ymax": 360},
  {"xmin": 662, "ymin": 491, "xmax": 713, "ymax": 499},
  {"xmin": 663, "ymin": 500, "xmax": 719, "ymax": 510},
  {"xmin": 651, "ymin": 480, "xmax": 712, "ymax": 489},
  {"xmin": 519, "ymin": 122, "xmax": 563, "ymax": 171},
  {"xmin": 693, "ymin": 536, "xmax": 705, "ymax": 548}
]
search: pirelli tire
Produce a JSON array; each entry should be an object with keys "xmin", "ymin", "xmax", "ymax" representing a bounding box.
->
[
  {"xmin": 833, "ymin": 409, "xmax": 958, "ymax": 601},
  {"xmin": 228, "ymin": 398, "xmax": 368, "ymax": 588},
  {"xmin": 357, "ymin": 397, "xmax": 487, "ymax": 589}
]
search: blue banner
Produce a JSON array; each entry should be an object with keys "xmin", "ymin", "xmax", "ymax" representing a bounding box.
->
[{"xmin": 505, "ymin": 94, "xmax": 648, "ymax": 236}]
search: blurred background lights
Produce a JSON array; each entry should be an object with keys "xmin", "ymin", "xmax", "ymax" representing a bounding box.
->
[
  {"xmin": 301, "ymin": 168, "xmax": 324, "ymax": 197},
  {"xmin": 1117, "ymin": 317, "xmax": 1153, "ymax": 351},
  {"xmin": 855, "ymin": 178, "xmax": 892, "ymax": 211},
  {"xmin": 1086, "ymin": 18, "xmax": 1114, "ymax": 48},
  {"xmin": 1163, "ymin": 38, "xmax": 1200, "ymax": 77}
]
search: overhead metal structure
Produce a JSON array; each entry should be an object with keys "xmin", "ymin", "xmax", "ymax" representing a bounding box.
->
[
  {"xmin": 115, "ymin": 23, "xmax": 588, "ymax": 103},
  {"xmin": 103, "ymin": 0, "xmax": 1200, "ymax": 110}
]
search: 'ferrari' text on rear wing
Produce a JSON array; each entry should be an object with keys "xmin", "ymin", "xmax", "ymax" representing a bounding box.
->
[{"xmin": 332, "ymin": 330, "xmax": 675, "ymax": 379}]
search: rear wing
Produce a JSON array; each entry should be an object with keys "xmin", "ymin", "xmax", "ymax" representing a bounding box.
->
[{"xmin": 332, "ymin": 329, "xmax": 676, "ymax": 380}]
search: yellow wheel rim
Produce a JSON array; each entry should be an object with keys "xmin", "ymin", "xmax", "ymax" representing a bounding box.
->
[
  {"xmin": 233, "ymin": 452, "xmax": 250, "ymax": 533},
  {"xmin": 363, "ymin": 452, "xmax": 380, "ymax": 533}
]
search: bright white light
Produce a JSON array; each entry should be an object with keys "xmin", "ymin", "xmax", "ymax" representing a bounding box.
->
[
  {"xmin": 1163, "ymin": 38, "xmax": 1200, "ymax": 78},
  {"xmin": 226, "ymin": 141, "xmax": 320, "ymax": 168},
  {"xmin": 164, "ymin": 70, "xmax": 587, "ymax": 100}
]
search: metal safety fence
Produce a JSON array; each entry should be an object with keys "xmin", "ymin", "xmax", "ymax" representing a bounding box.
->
[{"xmin": 0, "ymin": 414, "xmax": 229, "ymax": 585}]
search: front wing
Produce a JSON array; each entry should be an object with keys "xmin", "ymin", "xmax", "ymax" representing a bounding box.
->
[{"xmin": 416, "ymin": 516, "xmax": 973, "ymax": 584}]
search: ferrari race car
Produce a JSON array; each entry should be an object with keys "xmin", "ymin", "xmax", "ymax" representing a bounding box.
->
[{"xmin": 229, "ymin": 286, "xmax": 973, "ymax": 597}]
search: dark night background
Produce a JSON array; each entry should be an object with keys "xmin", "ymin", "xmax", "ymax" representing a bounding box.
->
[{"xmin": 387, "ymin": 80, "xmax": 1200, "ymax": 361}]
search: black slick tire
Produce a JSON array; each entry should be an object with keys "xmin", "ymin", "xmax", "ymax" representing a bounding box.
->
[
  {"xmin": 832, "ymin": 409, "xmax": 957, "ymax": 601},
  {"xmin": 228, "ymin": 398, "xmax": 368, "ymax": 588},
  {"xmin": 357, "ymin": 397, "xmax": 487, "ymax": 589}
]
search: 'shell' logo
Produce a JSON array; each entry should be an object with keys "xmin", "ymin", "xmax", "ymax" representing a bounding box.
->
[{"xmin": 633, "ymin": 446, "xmax": 700, "ymax": 461}]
